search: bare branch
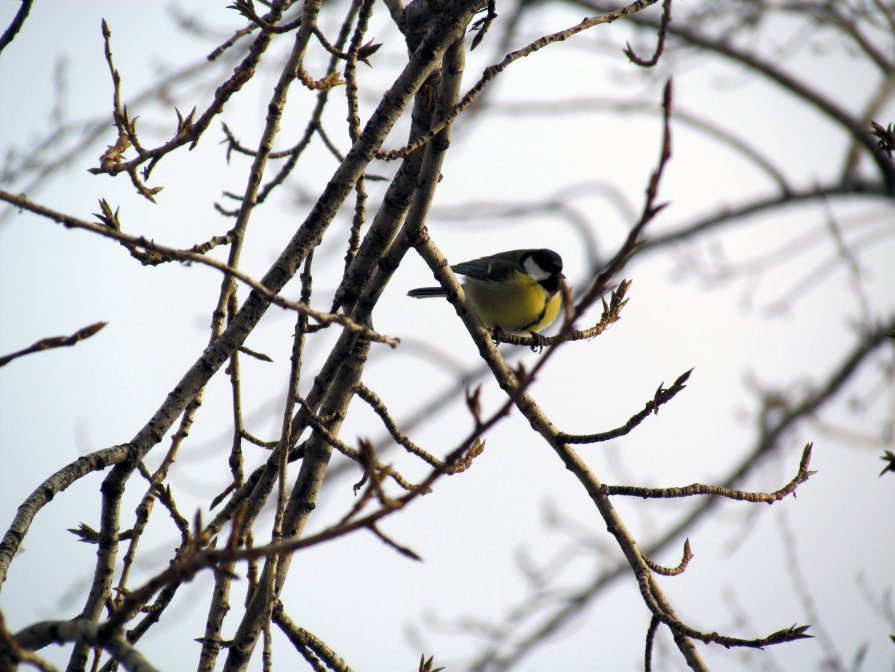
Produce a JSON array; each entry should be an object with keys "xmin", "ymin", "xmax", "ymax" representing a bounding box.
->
[
  {"xmin": 494, "ymin": 279, "xmax": 631, "ymax": 348},
  {"xmin": 273, "ymin": 605, "xmax": 353, "ymax": 672},
  {"xmin": 377, "ymin": 0, "xmax": 664, "ymax": 161},
  {"xmin": 644, "ymin": 615, "xmax": 660, "ymax": 672},
  {"xmin": 605, "ymin": 443, "xmax": 816, "ymax": 502},
  {"xmin": 228, "ymin": 0, "xmax": 303, "ymax": 34},
  {"xmin": 13, "ymin": 619, "xmax": 162, "ymax": 672},
  {"xmin": 0, "ymin": 445, "xmax": 131, "ymax": 586},
  {"xmin": 476, "ymin": 319, "xmax": 893, "ymax": 666},
  {"xmin": 296, "ymin": 396, "xmax": 429, "ymax": 495},
  {"xmin": 0, "ymin": 0, "xmax": 33, "ymax": 56},
  {"xmin": 88, "ymin": 3, "xmax": 290, "ymax": 192},
  {"xmin": 0, "ymin": 322, "xmax": 106, "ymax": 368},
  {"xmin": 0, "ymin": 612, "xmax": 59, "ymax": 672},
  {"xmin": 0, "ymin": 190, "xmax": 398, "ymax": 345},
  {"xmin": 558, "ymin": 368, "xmax": 692, "ymax": 443},
  {"xmin": 624, "ymin": 0, "xmax": 672, "ymax": 66},
  {"xmin": 637, "ymin": 567, "xmax": 813, "ymax": 648},
  {"xmin": 643, "ymin": 538, "xmax": 693, "ymax": 576},
  {"xmin": 578, "ymin": 0, "xmax": 895, "ymax": 190}
]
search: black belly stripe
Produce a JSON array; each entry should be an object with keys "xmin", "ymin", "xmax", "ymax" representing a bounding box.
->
[{"xmin": 520, "ymin": 295, "xmax": 550, "ymax": 331}]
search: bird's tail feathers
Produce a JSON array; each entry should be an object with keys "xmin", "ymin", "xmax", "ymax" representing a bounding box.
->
[{"xmin": 407, "ymin": 287, "xmax": 448, "ymax": 298}]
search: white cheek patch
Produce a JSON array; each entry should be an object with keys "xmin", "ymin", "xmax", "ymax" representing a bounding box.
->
[{"xmin": 523, "ymin": 255, "xmax": 551, "ymax": 281}]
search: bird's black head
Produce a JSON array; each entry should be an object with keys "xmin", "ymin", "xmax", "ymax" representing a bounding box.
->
[
  {"xmin": 531, "ymin": 249, "xmax": 563, "ymax": 275},
  {"xmin": 523, "ymin": 249, "xmax": 564, "ymax": 293}
]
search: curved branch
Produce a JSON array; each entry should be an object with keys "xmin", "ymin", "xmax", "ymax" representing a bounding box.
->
[
  {"xmin": 0, "ymin": 0, "xmax": 33, "ymax": 55},
  {"xmin": 0, "ymin": 445, "xmax": 130, "ymax": 588},
  {"xmin": 488, "ymin": 97, "xmax": 794, "ymax": 192},
  {"xmin": 577, "ymin": 0, "xmax": 895, "ymax": 190},
  {"xmin": 624, "ymin": 0, "xmax": 671, "ymax": 67},
  {"xmin": 606, "ymin": 443, "xmax": 816, "ymax": 502},
  {"xmin": 640, "ymin": 180, "xmax": 890, "ymax": 253},
  {"xmin": 788, "ymin": 2, "xmax": 894, "ymax": 73},
  {"xmin": 643, "ymin": 538, "xmax": 693, "ymax": 576}
]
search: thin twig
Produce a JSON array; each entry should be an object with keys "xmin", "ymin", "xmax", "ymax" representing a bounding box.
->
[
  {"xmin": 644, "ymin": 615, "xmax": 660, "ymax": 672},
  {"xmin": 0, "ymin": 190, "xmax": 398, "ymax": 346},
  {"xmin": 494, "ymin": 279, "xmax": 631, "ymax": 348},
  {"xmin": 354, "ymin": 384, "xmax": 444, "ymax": 469},
  {"xmin": 0, "ymin": 0, "xmax": 33, "ymax": 56},
  {"xmin": 296, "ymin": 397, "xmax": 429, "ymax": 494},
  {"xmin": 605, "ymin": 443, "xmax": 816, "ymax": 502},
  {"xmin": 642, "ymin": 538, "xmax": 693, "ymax": 576},
  {"xmin": 624, "ymin": 0, "xmax": 671, "ymax": 66},
  {"xmin": 637, "ymin": 570, "xmax": 813, "ymax": 649},
  {"xmin": 376, "ymin": 0, "xmax": 662, "ymax": 161},
  {"xmin": 558, "ymin": 368, "xmax": 692, "ymax": 443},
  {"xmin": 0, "ymin": 322, "xmax": 106, "ymax": 368},
  {"xmin": 229, "ymin": 0, "xmax": 303, "ymax": 34}
]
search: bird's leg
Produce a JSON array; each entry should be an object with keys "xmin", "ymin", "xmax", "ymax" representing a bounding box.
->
[
  {"xmin": 528, "ymin": 331, "xmax": 547, "ymax": 353},
  {"xmin": 490, "ymin": 325, "xmax": 505, "ymax": 345}
]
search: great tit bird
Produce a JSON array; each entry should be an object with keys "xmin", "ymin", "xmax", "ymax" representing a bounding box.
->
[{"xmin": 407, "ymin": 248, "xmax": 565, "ymax": 336}]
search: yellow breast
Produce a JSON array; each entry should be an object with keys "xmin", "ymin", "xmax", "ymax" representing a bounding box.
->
[{"xmin": 463, "ymin": 273, "xmax": 562, "ymax": 334}]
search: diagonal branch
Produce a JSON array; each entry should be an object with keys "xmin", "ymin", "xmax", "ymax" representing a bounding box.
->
[
  {"xmin": 0, "ymin": 0, "xmax": 33, "ymax": 56},
  {"xmin": 558, "ymin": 368, "xmax": 692, "ymax": 443},
  {"xmin": 0, "ymin": 189, "xmax": 398, "ymax": 346},
  {"xmin": 377, "ymin": 0, "xmax": 663, "ymax": 161}
]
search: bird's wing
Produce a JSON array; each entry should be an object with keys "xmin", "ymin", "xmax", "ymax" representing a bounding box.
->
[{"xmin": 451, "ymin": 255, "xmax": 518, "ymax": 282}]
